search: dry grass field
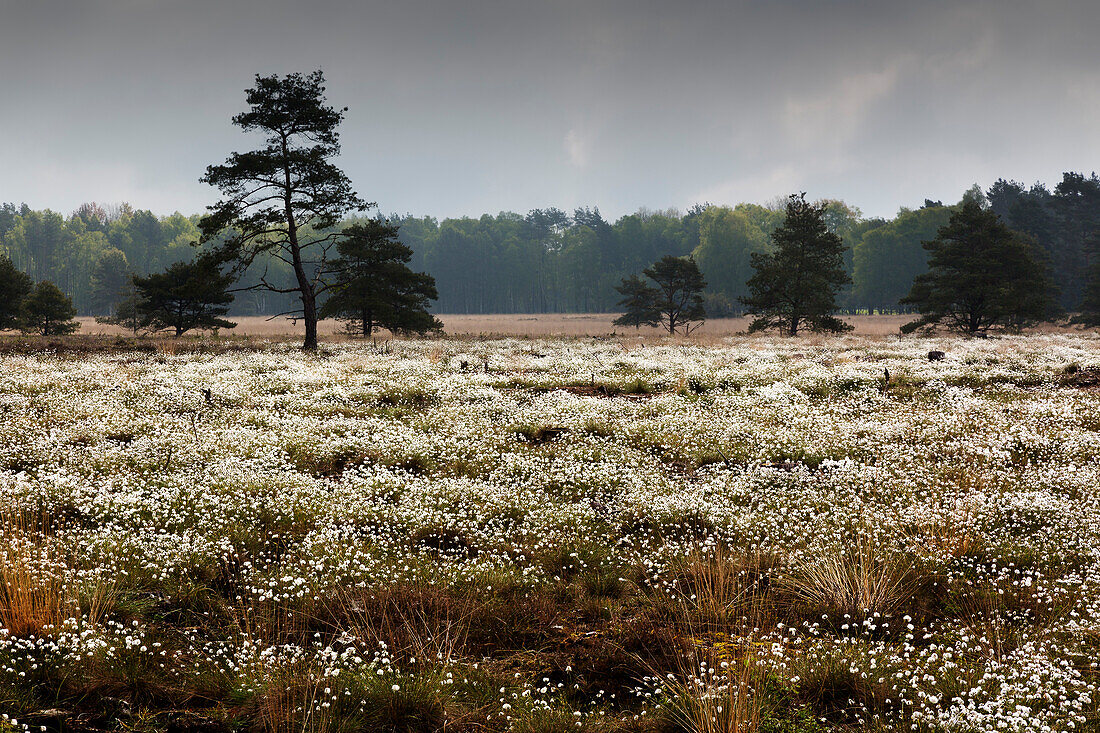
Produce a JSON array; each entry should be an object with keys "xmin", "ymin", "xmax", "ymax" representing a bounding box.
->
[{"xmin": 74, "ymin": 313, "xmax": 919, "ymax": 339}]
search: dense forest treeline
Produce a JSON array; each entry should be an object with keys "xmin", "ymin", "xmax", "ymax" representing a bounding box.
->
[{"xmin": 1, "ymin": 172, "xmax": 1097, "ymax": 317}]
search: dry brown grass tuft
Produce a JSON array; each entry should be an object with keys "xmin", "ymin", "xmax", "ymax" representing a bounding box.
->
[
  {"xmin": 661, "ymin": 546, "xmax": 778, "ymax": 630},
  {"xmin": 0, "ymin": 509, "xmax": 115, "ymax": 636},
  {"xmin": 654, "ymin": 638, "xmax": 766, "ymax": 733},
  {"xmin": 902, "ymin": 512, "xmax": 979, "ymax": 561},
  {"xmin": 339, "ymin": 583, "xmax": 473, "ymax": 667},
  {"xmin": 323, "ymin": 575, "xmax": 560, "ymax": 661},
  {"xmin": 783, "ymin": 537, "xmax": 915, "ymax": 619}
]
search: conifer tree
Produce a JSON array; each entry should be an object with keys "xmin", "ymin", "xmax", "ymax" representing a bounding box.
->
[
  {"xmin": 133, "ymin": 256, "xmax": 236, "ymax": 336},
  {"xmin": 644, "ymin": 256, "xmax": 707, "ymax": 335},
  {"xmin": 612, "ymin": 274, "xmax": 660, "ymax": 329},
  {"xmin": 199, "ymin": 71, "xmax": 368, "ymax": 350},
  {"xmin": 741, "ymin": 193, "xmax": 852, "ymax": 335},
  {"xmin": 20, "ymin": 281, "xmax": 79, "ymax": 335},
  {"xmin": 319, "ymin": 219, "xmax": 441, "ymax": 337},
  {"xmin": 0, "ymin": 254, "xmax": 33, "ymax": 331},
  {"xmin": 89, "ymin": 248, "xmax": 131, "ymax": 316},
  {"xmin": 901, "ymin": 200, "xmax": 1057, "ymax": 334}
]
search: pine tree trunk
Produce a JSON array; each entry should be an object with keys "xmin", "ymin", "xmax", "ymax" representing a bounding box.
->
[
  {"xmin": 282, "ymin": 137, "xmax": 319, "ymax": 352},
  {"xmin": 301, "ymin": 293, "xmax": 318, "ymax": 350}
]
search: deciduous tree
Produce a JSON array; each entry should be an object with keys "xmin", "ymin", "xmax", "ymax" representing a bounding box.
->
[
  {"xmin": 852, "ymin": 205, "xmax": 951, "ymax": 312},
  {"xmin": 691, "ymin": 205, "xmax": 770, "ymax": 306},
  {"xmin": 89, "ymin": 248, "xmax": 131, "ymax": 315}
]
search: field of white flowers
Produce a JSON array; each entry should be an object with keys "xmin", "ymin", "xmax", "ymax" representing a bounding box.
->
[{"xmin": 1, "ymin": 334, "xmax": 1099, "ymax": 732}]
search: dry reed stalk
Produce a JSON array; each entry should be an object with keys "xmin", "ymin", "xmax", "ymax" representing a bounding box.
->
[
  {"xmin": 1, "ymin": 509, "xmax": 63, "ymax": 635},
  {"xmin": 0, "ymin": 508, "xmax": 118, "ymax": 636},
  {"xmin": 229, "ymin": 599, "xmax": 330, "ymax": 733},
  {"xmin": 333, "ymin": 581, "xmax": 473, "ymax": 666}
]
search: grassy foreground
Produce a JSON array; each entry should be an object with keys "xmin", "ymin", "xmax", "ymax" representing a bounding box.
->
[{"xmin": 1, "ymin": 334, "xmax": 1099, "ymax": 732}]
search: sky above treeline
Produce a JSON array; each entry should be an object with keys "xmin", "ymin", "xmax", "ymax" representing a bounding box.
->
[{"xmin": 3, "ymin": 0, "xmax": 1099, "ymax": 221}]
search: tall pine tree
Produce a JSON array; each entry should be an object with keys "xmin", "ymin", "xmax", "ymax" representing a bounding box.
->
[
  {"xmin": 901, "ymin": 200, "xmax": 1057, "ymax": 334},
  {"xmin": 200, "ymin": 71, "xmax": 369, "ymax": 349},
  {"xmin": 741, "ymin": 193, "xmax": 852, "ymax": 335}
]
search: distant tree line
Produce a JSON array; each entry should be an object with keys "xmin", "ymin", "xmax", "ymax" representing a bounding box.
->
[
  {"xmin": 617, "ymin": 189, "xmax": 1084, "ymax": 337},
  {"xmin": 4, "ymin": 68, "xmax": 1093, "ymax": 344},
  {"xmin": 2, "ymin": 174, "xmax": 1100, "ymax": 324}
]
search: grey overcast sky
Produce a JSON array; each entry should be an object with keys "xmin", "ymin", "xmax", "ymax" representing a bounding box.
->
[{"xmin": 2, "ymin": 0, "xmax": 1098, "ymax": 220}]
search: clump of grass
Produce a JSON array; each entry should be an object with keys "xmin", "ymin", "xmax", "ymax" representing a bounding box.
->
[
  {"xmin": 411, "ymin": 526, "xmax": 478, "ymax": 558},
  {"xmin": 355, "ymin": 671, "xmax": 448, "ymax": 733},
  {"xmin": 579, "ymin": 565, "xmax": 628, "ymax": 600},
  {"xmin": 621, "ymin": 376, "xmax": 654, "ymax": 395},
  {"xmin": 786, "ymin": 642, "xmax": 896, "ymax": 727},
  {"xmin": 580, "ymin": 418, "xmax": 615, "ymax": 438},
  {"xmin": 245, "ymin": 661, "xmax": 454, "ymax": 733},
  {"xmin": 537, "ymin": 542, "xmax": 609, "ymax": 583},
  {"xmin": 0, "ymin": 510, "xmax": 116, "ymax": 636},
  {"xmin": 0, "ymin": 538, "xmax": 68, "ymax": 636},
  {"xmin": 509, "ymin": 707, "xmax": 622, "ymax": 732},
  {"xmin": 622, "ymin": 509, "xmax": 718, "ymax": 545},
  {"xmin": 782, "ymin": 538, "xmax": 914, "ymax": 619},
  {"xmin": 376, "ymin": 386, "xmax": 437, "ymax": 409},
  {"xmin": 514, "ymin": 423, "xmax": 569, "ymax": 445},
  {"xmin": 653, "ymin": 639, "xmax": 766, "ymax": 733},
  {"xmin": 766, "ymin": 447, "xmax": 848, "ymax": 471},
  {"xmin": 659, "ymin": 545, "xmax": 777, "ymax": 630},
  {"xmin": 289, "ymin": 446, "xmax": 432, "ymax": 477},
  {"xmin": 331, "ymin": 573, "xmax": 559, "ymax": 659}
]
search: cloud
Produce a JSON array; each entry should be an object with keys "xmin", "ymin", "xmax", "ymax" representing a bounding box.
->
[
  {"xmin": 3, "ymin": 0, "xmax": 1100, "ymax": 220},
  {"xmin": 689, "ymin": 165, "xmax": 801, "ymax": 209},
  {"xmin": 563, "ymin": 127, "xmax": 592, "ymax": 169},
  {"xmin": 782, "ymin": 64, "xmax": 902, "ymax": 151}
]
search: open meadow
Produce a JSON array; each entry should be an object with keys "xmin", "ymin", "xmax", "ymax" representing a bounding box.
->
[
  {"xmin": 2, "ymin": 333, "xmax": 1100, "ymax": 732},
  {"xmin": 73, "ymin": 314, "xmax": 919, "ymax": 339}
]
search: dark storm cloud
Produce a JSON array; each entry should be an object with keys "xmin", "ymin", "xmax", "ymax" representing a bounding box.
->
[{"xmin": 2, "ymin": 0, "xmax": 1099, "ymax": 219}]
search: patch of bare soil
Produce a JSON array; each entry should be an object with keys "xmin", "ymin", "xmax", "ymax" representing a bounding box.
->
[{"xmin": 1060, "ymin": 365, "xmax": 1100, "ymax": 388}]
